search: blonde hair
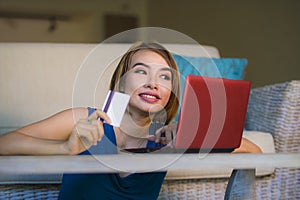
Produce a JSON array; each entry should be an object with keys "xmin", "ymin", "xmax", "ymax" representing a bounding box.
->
[{"xmin": 109, "ymin": 41, "xmax": 180, "ymax": 124}]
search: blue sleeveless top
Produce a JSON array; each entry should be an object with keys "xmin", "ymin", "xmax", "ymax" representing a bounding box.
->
[{"xmin": 58, "ymin": 108, "xmax": 166, "ymax": 200}]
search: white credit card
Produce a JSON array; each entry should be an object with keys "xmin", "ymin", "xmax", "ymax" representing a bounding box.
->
[{"xmin": 101, "ymin": 90, "xmax": 130, "ymax": 127}]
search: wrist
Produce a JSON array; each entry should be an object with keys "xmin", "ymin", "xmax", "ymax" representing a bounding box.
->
[{"xmin": 59, "ymin": 141, "xmax": 74, "ymax": 155}]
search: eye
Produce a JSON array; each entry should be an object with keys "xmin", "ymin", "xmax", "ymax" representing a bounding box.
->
[
  {"xmin": 134, "ymin": 69, "xmax": 147, "ymax": 75},
  {"xmin": 160, "ymin": 74, "xmax": 171, "ymax": 80}
]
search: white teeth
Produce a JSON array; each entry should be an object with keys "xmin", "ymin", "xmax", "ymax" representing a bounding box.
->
[{"xmin": 141, "ymin": 94, "xmax": 156, "ymax": 99}]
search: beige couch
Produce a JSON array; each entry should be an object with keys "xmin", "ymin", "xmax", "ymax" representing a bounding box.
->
[{"xmin": 0, "ymin": 43, "xmax": 298, "ymax": 199}]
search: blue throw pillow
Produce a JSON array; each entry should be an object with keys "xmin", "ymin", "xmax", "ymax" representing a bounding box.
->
[{"xmin": 172, "ymin": 53, "xmax": 248, "ymax": 121}]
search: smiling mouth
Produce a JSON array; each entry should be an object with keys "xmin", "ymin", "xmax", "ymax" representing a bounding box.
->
[
  {"xmin": 139, "ymin": 93, "xmax": 161, "ymax": 101},
  {"xmin": 140, "ymin": 94, "xmax": 158, "ymax": 99}
]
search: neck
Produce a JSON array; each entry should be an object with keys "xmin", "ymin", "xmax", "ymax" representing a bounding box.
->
[
  {"xmin": 120, "ymin": 111, "xmax": 151, "ymax": 138},
  {"xmin": 115, "ymin": 111, "xmax": 151, "ymax": 149},
  {"xmin": 126, "ymin": 105, "xmax": 155, "ymax": 126}
]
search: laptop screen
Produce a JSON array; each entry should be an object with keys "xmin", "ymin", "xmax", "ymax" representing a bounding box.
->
[{"xmin": 175, "ymin": 75, "xmax": 251, "ymax": 152}]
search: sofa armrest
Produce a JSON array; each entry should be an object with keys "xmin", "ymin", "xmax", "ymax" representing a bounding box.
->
[{"xmin": 245, "ymin": 80, "xmax": 300, "ymax": 153}]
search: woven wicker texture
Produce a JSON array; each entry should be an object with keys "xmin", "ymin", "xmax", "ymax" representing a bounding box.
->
[
  {"xmin": 246, "ymin": 80, "xmax": 300, "ymax": 153},
  {"xmin": 0, "ymin": 184, "xmax": 60, "ymax": 200},
  {"xmin": 160, "ymin": 178, "xmax": 228, "ymax": 199},
  {"xmin": 1, "ymin": 81, "xmax": 299, "ymax": 199},
  {"xmin": 246, "ymin": 80, "xmax": 300, "ymax": 199}
]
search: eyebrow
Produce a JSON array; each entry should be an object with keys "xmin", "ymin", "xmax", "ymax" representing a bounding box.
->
[
  {"xmin": 132, "ymin": 62, "xmax": 150, "ymax": 68},
  {"xmin": 132, "ymin": 62, "xmax": 172, "ymax": 73}
]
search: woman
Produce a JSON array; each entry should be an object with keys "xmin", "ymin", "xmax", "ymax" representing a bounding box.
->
[
  {"xmin": 0, "ymin": 42, "xmax": 261, "ymax": 199},
  {"xmin": 58, "ymin": 41, "xmax": 182, "ymax": 200}
]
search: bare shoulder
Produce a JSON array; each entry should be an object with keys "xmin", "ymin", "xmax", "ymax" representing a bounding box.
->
[
  {"xmin": 55, "ymin": 107, "xmax": 88, "ymax": 121},
  {"xmin": 15, "ymin": 107, "xmax": 89, "ymax": 140},
  {"xmin": 30, "ymin": 107, "xmax": 88, "ymax": 126}
]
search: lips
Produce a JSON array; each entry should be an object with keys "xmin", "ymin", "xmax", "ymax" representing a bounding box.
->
[{"xmin": 139, "ymin": 92, "xmax": 160, "ymax": 103}]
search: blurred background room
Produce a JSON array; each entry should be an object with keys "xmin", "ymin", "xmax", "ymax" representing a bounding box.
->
[{"xmin": 0, "ymin": 0, "xmax": 299, "ymax": 88}]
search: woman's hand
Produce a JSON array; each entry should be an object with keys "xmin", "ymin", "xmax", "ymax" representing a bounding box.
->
[
  {"xmin": 233, "ymin": 138, "xmax": 262, "ymax": 153},
  {"xmin": 147, "ymin": 121, "xmax": 178, "ymax": 147},
  {"xmin": 63, "ymin": 109, "xmax": 111, "ymax": 155}
]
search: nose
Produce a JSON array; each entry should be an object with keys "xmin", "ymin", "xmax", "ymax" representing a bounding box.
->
[
  {"xmin": 144, "ymin": 82, "xmax": 158, "ymax": 90},
  {"xmin": 144, "ymin": 75, "xmax": 158, "ymax": 90}
]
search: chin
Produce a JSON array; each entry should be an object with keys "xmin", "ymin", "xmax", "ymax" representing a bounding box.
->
[
  {"xmin": 130, "ymin": 103, "xmax": 165, "ymax": 116},
  {"xmin": 148, "ymin": 106, "xmax": 165, "ymax": 114}
]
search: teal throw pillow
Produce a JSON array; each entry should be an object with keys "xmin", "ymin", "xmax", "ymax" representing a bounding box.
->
[{"xmin": 172, "ymin": 53, "xmax": 248, "ymax": 121}]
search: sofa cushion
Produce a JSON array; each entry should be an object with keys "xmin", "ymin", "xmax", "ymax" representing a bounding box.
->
[
  {"xmin": 173, "ymin": 54, "xmax": 247, "ymax": 81},
  {"xmin": 172, "ymin": 54, "xmax": 248, "ymax": 121},
  {"xmin": 0, "ymin": 43, "xmax": 220, "ymax": 134}
]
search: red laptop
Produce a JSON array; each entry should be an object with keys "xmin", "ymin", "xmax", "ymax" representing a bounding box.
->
[
  {"xmin": 125, "ymin": 75, "xmax": 251, "ymax": 153},
  {"xmin": 174, "ymin": 75, "xmax": 250, "ymax": 153}
]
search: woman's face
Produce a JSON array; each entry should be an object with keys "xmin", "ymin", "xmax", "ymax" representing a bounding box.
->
[{"xmin": 123, "ymin": 49, "xmax": 173, "ymax": 115}]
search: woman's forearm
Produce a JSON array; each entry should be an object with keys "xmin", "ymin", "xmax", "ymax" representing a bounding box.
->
[{"xmin": 0, "ymin": 132, "xmax": 69, "ymax": 155}]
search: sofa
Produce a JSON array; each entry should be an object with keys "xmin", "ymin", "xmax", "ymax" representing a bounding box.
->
[{"xmin": 0, "ymin": 43, "xmax": 299, "ymax": 199}]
